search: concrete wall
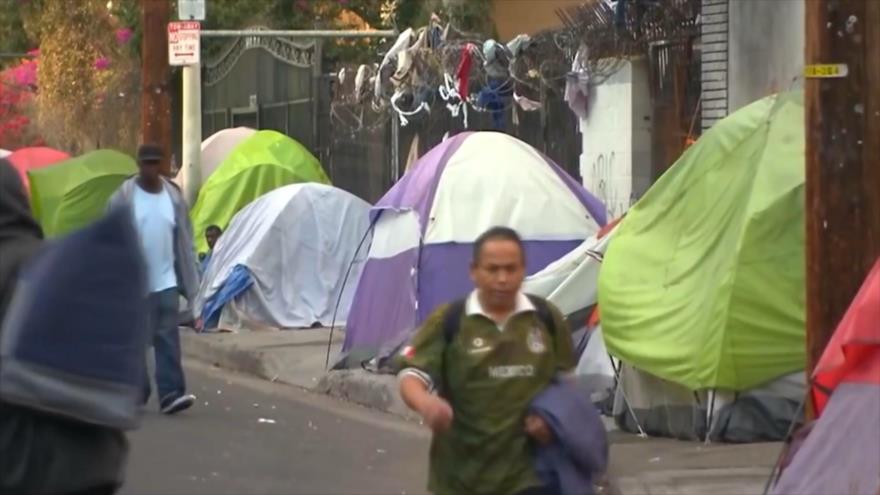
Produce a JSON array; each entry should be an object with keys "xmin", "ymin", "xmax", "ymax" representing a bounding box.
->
[
  {"xmin": 490, "ymin": 0, "xmax": 583, "ymax": 40},
  {"xmin": 727, "ymin": 0, "xmax": 805, "ymax": 112},
  {"xmin": 579, "ymin": 60, "xmax": 653, "ymax": 220},
  {"xmin": 701, "ymin": 0, "xmax": 805, "ymax": 129}
]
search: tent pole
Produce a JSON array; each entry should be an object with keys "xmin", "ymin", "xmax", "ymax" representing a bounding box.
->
[
  {"xmin": 611, "ymin": 360, "xmax": 647, "ymax": 437},
  {"xmin": 325, "ymin": 222, "xmax": 376, "ymax": 370},
  {"xmin": 704, "ymin": 390, "xmax": 717, "ymax": 444},
  {"xmin": 760, "ymin": 393, "xmax": 808, "ymax": 495}
]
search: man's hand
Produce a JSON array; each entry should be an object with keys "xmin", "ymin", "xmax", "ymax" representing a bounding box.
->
[
  {"xmin": 419, "ymin": 395, "xmax": 454, "ymax": 434},
  {"xmin": 524, "ymin": 414, "xmax": 554, "ymax": 446},
  {"xmin": 400, "ymin": 374, "xmax": 454, "ymax": 434}
]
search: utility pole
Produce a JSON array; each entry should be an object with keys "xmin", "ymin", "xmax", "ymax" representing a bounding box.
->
[
  {"xmin": 804, "ymin": 0, "xmax": 880, "ymax": 385},
  {"xmin": 181, "ymin": 60, "xmax": 202, "ymax": 204},
  {"xmin": 141, "ymin": 0, "xmax": 173, "ymax": 176}
]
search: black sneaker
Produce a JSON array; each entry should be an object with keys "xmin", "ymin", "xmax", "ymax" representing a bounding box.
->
[{"xmin": 160, "ymin": 394, "xmax": 196, "ymax": 415}]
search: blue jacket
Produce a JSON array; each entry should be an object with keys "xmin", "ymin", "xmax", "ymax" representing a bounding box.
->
[
  {"xmin": 530, "ymin": 380, "xmax": 609, "ymax": 495},
  {"xmin": 0, "ymin": 206, "xmax": 150, "ymax": 430}
]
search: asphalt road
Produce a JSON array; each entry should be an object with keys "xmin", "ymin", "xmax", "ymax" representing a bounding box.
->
[{"xmin": 122, "ymin": 361, "xmax": 429, "ymax": 495}]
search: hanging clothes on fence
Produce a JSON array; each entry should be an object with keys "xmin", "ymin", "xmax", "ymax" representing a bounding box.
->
[
  {"xmin": 456, "ymin": 44, "xmax": 477, "ymax": 100},
  {"xmin": 565, "ymin": 44, "xmax": 591, "ymax": 119},
  {"xmin": 514, "ymin": 92, "xmax": 542, "ymax": 112},
  {"xmin": 477, "ymin": 78, "xmax": 514, "ymax": 129},
  {"xmin": 354, "ymin": 64, "xmax": 370, "ymax": 102},
  {"xmin": 507, "ymin": 34, "xmax": 533, "ymax": 58},
  {"xmin": 374, "ymin": 28, "xmax": 414, "ymax": 101},
  {"xmin": 439, "ymin": 73, "xmax": 468, "ymax": 127},
  {"xmin": 483, "ymin": 39, "xmax": 511, "ymax": 80}
]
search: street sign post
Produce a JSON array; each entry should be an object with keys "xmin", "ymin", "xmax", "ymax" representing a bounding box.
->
[
  {"xmin": 168, "ymin": 21, "xmax": 200, "ymax": 66},
  {"xmin": 178, "ymin": 0, "xmax": 206, "ymax": 21}
]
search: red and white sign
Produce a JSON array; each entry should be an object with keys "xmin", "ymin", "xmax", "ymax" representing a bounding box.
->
[{"xmin": 168, "ymin": 21, "xmax": 200, "ymax": 66}]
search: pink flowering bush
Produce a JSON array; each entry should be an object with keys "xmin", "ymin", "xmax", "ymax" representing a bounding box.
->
[
  {"xmin": 93, "ymin": 56, "xmax": 111, "ymax": 70},
  {"xmin": 115, "ymin": 27, "xmax": 133, "ymax": 45},
  {"xmin": 0, "ymin": 55, "xmax": 43, "ymax": 148}
]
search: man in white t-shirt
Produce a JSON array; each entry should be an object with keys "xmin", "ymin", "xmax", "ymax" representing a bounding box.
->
[{"xmin": 108, "ymin": 144, "xmax": 199, "ymax": 415}]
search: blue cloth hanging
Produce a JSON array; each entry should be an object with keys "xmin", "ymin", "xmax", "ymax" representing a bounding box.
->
[{"xmin": 477, "ymin": 78, "xmax": 514, "ymax": 129}]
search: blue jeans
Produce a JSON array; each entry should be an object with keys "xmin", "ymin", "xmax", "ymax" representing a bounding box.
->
[{"xmin": 142, "ymin": 288, "xmax": 187, "ymax": 408}]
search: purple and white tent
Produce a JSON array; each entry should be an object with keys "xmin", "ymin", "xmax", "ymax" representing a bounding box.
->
[{"xmin": 337, "ymin": 131, "xmax": 606, "ymax": 367}]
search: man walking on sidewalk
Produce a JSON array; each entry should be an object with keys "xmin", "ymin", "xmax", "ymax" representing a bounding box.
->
[
  {"xmin": 108, "ymin": 144, "xmax": 199, "ymax": 415},
  {"xmin": 398, "ymin": 227, "xmax": 575, "ymax": 495}
]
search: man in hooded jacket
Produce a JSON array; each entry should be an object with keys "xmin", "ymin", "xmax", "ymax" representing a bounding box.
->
[{"xmin": 0, "ymin": 158, "xmax": 128, "ymax": 495}]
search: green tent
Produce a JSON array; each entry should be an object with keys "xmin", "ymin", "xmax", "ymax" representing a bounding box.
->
[
  {"xmin": 190, "ymin": 130, "xmax": 330, "ymax": 253},
  {"xmin": 28, "ymin": 149, "xmax": 136, "ymax": 238},
  {"xmin": 598, "ymin": 92, "xmax": 805, "ymax": 391}
]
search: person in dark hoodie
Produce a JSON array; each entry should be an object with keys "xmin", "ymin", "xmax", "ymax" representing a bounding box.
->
[{"xmin": 0, "ymin": 158, "xmax": 131, "ymax": 495}]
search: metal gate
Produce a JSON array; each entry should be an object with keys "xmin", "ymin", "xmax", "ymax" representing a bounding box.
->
[{"xmin": 202, "ymin": 28, "xmax": 320, "ymax": 151}]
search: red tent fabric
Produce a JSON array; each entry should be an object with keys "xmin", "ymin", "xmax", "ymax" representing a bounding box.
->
[
  {"xmin": 6, "ymin": 146, "xmax": 69, "ymax": 194},
  {"xmin": 811, "ymin": 257, "xmax": 880, "ymax": 415}
]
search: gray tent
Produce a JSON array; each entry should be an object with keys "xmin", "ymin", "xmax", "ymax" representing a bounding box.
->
[{"xmin": 613, "ymin": 364, "xmax": 805, "ymax": 442}]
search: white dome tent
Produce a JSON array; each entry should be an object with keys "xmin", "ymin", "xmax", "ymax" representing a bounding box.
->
[
  {"xmin": 195, "ymin": 183, "xmax": 372, "ymax": 331},
  {"xmin": 174, "ymin": 127, "xmax": 256, "ymax": 189},
  {"xmin": 338, "ymin": 131, "xmax": 607, "ymax": 367}
]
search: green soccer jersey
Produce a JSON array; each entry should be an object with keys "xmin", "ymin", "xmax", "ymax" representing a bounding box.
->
[{"xmin": 398, "ymin": 292, "xmax": 575, "ymax": 495}]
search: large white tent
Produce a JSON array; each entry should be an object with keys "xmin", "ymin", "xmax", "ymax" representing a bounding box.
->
[{"xmin": 195, "ymin": 183, "xmax": 372, "ymax": 330}]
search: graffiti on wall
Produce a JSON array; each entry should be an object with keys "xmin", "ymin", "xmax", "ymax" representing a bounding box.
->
[{"xmin": 588, "ymin": 150, "xmax": 642, "ymax": 220}]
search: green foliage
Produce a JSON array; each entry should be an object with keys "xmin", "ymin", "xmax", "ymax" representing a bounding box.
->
[
  {"xmin": 393, "ymin": 0, "xmax": 494, "ymax": 36},
  {"xmin": 109, "ymin": 0, "xmax": 142, "ymax": 57},
  {"xmin": 0, "ymin": 0, "xmax": 36, "ymax": 67},
  {"xmin": 29, "ymin": 0, "xmax": 140, "ymax": 154},
  {"xmin": 196, "ymin": 0, "xmax": 493, "ymax": 64}
]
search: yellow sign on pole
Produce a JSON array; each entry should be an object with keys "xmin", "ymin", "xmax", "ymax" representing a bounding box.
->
[{"xmin": 804, "ymin": 64, "xmax": 849, "ymax": 78}]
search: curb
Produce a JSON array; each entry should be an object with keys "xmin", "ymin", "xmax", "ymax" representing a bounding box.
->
[
  {"xmin": 181, "ymin": 331, "xmax": 272, "ymax": 379},
  {"xmin": 315, "ymin": 370, "xmax": 420, "ymax": 421},
  {"xmin": 181, "ymin": 331, "xmax": 418, "ymax": 420}
]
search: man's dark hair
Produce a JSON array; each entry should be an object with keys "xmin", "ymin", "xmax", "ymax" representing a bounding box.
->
[
  {"xmin": 136, "ymin": 143, "xmax": 163, "ymax": 165},
  {"xmin": 472, "ymin": 226, "xmax": 525, "ymax": 265},
  {"xmin": 205, "ymin": 225, "xmax": 222, "ymax": 235}
]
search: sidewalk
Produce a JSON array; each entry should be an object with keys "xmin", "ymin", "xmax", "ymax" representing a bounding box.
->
[
  {"xmin": 180, "ymin": 328, "xmax": 417, "ymax": 419},
  {"xmin": 181, "ymin": 329, "xmax": 782, "ymax": 495},
  {"xmin": 181, "ymin": 327, "xmax": 342, "ymax": 390},
  {"xmin": 606, "ymin": 434, "xmax": 779, "ymax": 495}
]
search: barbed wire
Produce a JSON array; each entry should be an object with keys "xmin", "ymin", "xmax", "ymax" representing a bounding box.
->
[
  {"xmin": 328, "ymin": 1, "xmax": 700, "ymax": 135},
  {"xmin": 328, "ymin": 31, "xmax": 573, "ymax": 134}
]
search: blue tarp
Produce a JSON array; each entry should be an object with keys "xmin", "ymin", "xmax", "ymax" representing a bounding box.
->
[{"xmin": 201, "ymin": 264, "xmax": 253, "ymax": 329}]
